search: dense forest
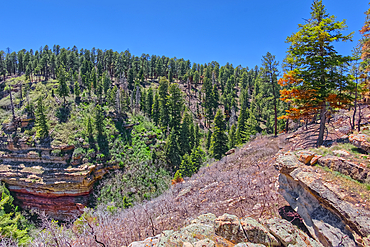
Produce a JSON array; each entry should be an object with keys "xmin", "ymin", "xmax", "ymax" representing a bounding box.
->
[{"xmin": 1, "ymin": 0, "xmax": 370, "ymax": 245}]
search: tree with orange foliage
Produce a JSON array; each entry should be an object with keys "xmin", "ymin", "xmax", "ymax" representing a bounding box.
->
[
  {"xmin": 280, "ymin": 0, "xmax": 353, "ymax": 147},
  {"xmin": 360, "ymin": 4, "xmax": 370, "ymax": 73}
]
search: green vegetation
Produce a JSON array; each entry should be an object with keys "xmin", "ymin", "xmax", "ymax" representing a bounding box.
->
[{"xmin": 0, "ymin": 183, "xmax": 31, "ymax": 245}]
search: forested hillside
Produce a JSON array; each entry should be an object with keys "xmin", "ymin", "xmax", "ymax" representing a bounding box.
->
[{"xmin": 0, "ymin": 0, "xmax": 370, "ymax": 246}]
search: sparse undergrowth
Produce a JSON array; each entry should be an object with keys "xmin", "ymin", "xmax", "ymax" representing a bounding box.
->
[{"xmin": 30, "ymin": 135, "xmax": 288, "ymax": 247}]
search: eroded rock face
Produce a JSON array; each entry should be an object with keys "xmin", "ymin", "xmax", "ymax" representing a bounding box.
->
[
  {"xmin": 0, "ymin": 149, "xmax": 118, "ymax": 220},
  {"xmin": 277, "ymin": 154, "xmax": 370, "ymax": 247}
]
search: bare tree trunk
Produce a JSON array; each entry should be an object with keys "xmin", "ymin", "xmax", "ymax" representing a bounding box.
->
[
  {"xmin": 352, "ymin": 84, "xmax": 358, "ymax": 130},
  {"xmin": 317, "ymin": 103, "xmax": 327, "ymax": 147},
  {"xmin": 274, "ymin": 99, "xmax": 277, "ymax": 136},
  {"xmin": 358, "ymin": 104, "xmax": 362, "ymax": 132},
  {"xmin": 285, "ymin": 118, "xmax": 289, "ymax": 133}
]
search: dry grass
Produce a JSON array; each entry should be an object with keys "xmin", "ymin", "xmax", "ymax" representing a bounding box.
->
[{"xmin": 30, "ymin": 134, "xmax": 290, "ymax": 247}]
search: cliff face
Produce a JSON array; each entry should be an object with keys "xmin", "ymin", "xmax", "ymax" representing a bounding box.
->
[
  {"xmin": 277, "ymin": 153, "xmax": 370, "ymax": 247},
  {"xmin": 0, "ymin": 142, "xmax": 117, "ymax": 220}
]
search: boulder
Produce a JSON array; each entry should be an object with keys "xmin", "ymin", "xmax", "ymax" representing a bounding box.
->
[
  {"xmin": 214, "ymin": 214, "xmax": 279, "ymax": 246},
  {"xmin": 349, "ymin": 134, "xmax": 370, "ymax": 153},
  {"xmin": 297, "ymin": 151, "xmax": 315, "ymax": 165},
  {"xmin": 128, "ymin": 235, "xmax": 160, "ymax": 247},
  {"xmin": 264, "ymin": 218, "xmax": 323, "ymax": 247},
  {"xmin": 318, "ymin": 155, "xmax": 370, "ymax": 183}
]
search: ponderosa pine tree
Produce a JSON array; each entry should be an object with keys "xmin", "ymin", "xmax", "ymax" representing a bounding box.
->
[
  {"xmin": 57, "ymin": 65, "xmax": 69, "ymax": 105},
  {"xmin": 152, "ymin": 92, "xmax": 160, "ymax": 125},
  {"xmin": 95, "ymin": 104, "xmax": 105, "ymax": 138},
  {"xmin": 261, "ymin": 52, "xmax": 280, "ymax": 136},
  {"xmin": 36, "ymin": 97, "xmax": 49, "ymax": 139},
  {"xmin": 159, "ymin": 77, "xmax": 169, "ymax": 129},
  {"xmin": 146, "ymin": 87, "xmax": 153, "ymax": 117},
  {"xmin": 74, "ymin": 81, "xmax": 81, "ymax": 100},
  {"xmin": 168, "ymin": 83, "xmax": 183, "ymax": 132},
  {"xmin": 210, "ymin": 109, "xmax": 228, "ymax": 159},
  {"xmin": 164, "ymin": 129, "xmax": 181, "ymax": 171},
  {"xmin": 281, "ymin": 0, "xmax": 353, "ymax": 146},
  {"xmin": 179, "ymin": 111, "xmax": 191, "ymax": 155},
  {"xmin": 228, "ymin": 124, "xmax": 236, "ymax": 149}
]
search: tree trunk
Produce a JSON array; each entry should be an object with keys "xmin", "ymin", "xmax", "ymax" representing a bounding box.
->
[
  {"xmin": 317, "ymin": 103, "xmax": 327, "ymax": 147},
  {"xmin": 358, "ymin": 104, "xmax": 362, "ymax": 132},
  {"xmin": 285, "ymin": 118, "xmax": 289, "ymax": 133},
  {"xmin": 274, "ymin": 99, "xmax": 277, "ymax": 136},
  {"xmin": 352, "ymin": 83, "xmax": 358, "ymax": 130}
]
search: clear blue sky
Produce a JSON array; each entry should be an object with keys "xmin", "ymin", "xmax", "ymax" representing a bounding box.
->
[{"xmin": 0, "ymin": 0, "xmax": 367, "ymax": 69}]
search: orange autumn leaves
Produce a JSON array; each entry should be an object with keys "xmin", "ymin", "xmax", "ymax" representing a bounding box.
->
[{"xmin": 278, "ymin": 71, "xmax": 350, "ymax": 121}]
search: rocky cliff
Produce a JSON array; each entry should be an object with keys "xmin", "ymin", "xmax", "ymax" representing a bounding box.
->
[
  {"xmin": 0, "ymin": 140, "xmax": 118, "ymax": 220},
  {"xmin": 277, "ymin": 152, "xmax": 370, "ymax": 247}
]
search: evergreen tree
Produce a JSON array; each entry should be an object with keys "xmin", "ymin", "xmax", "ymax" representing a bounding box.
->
[
  {"xmin": 164, "ymin": 129, "xmax": 181, "ymax": 171},
  {"xmin": 95, "ymin": 104, "xmax": 105, "ymax": 137},
  {"xmin": 203, "ymin": 78, "xmax": 214, "ymax": 125},
  {"xmin": 103, "ymin": 71, "xmax": 111, "ymax": 96},
  {"xmin": 36, "ymin": 97, "xmax": 49, "ymax": 139},
  {"xmin": 158, "ymin": 77, "xmax": 169, "ymax": 129},
  {"xmin": 152, "ymin": 92, "xmax": 160, "ymax": 125},
  {"xmin": 228, "ymin": 124, "xmax": 236, "ymax": 149},
  {"xmin": 209, "ymin": 109, "xmax": 228, "ymax": 159},
  {"xmin": 179, "ymin": 111, "xmax": 191, "ymax": 155},
  {"xmin": 74, "ymin": 81, "xmax": 81, "ymax": 99},
  {"xmin": 57, "ymin": 65, "xmax": 69, "ymax": 105},
  {"xmin": 168, "ymin": 83, "xmax": 183, "ymax": 131},
  {"xmin": 91, "ymin": 67, "xmax": 97, "ymax": 91},
  {"xmin": 281, "ymin": 0, "xmax": 353, "ymax": 146},
  {"xmin": 146, "ymin": 87, "xmax": 154, "ymax": 117},
  {"xmin": 261, "ymin": 52, "xmax": 280, "ymax": 136}
]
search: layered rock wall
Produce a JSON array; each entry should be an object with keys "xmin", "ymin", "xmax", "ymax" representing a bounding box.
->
[{"xmin": 0, "ymin": 145, "xmax": 117, "ymax": 220}]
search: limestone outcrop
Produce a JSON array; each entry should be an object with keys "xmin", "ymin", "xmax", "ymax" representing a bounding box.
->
[
  {"xmin": 277, "ymin": 153, "xmax": 370, "ymax": 247},
  {"xmin": 0, "ymin": 144, "xmax": 118, "ymax": 220},
  {"xmin": 127, "ymin": 213, "xmax": 323, "ymax": 247}
]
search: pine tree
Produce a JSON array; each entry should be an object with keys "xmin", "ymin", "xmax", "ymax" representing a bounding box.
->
[
  {"xmin": 168, "ymin": 83, "xmax": 183, "ymax": 131},
  {"xmin": 152, "ymin": 92, "xmax": 160, "ymax": 125},
  {"xmin": 74, "ymin": 81, "xmax": 81, "ymax": 99},
  {"xmin": 179, "ymin": 111, "xmax": 191, "ymax": 155},
  {"xmin": 164, "ymin": 129, "xmax": 181, "ymax": 171},
  {"xmin": 146, "ymin": 87, "xmax": 154, "ymax": 117},
  {"xmin": 228, "ymin": 124, "xmax": 236, "ymax": 149},
  {"xmin": 281, "ymin": 0, "xmax": 353, "ymax": 146},
  {"xmin": 36, "ymin": 97, "xmax": 49, "ymax": 140},
  {"xmin": 261, "ymin": 52, "xmax": 280, "ymax": 136},
  {"xmin": 203, "ymin": 78, "xmax": 214, "ymax": 125},
  {"xmin": 95, "ymin": 104, "xmax": 105, "ymax": 137},
  {"xmin": 57, "ymin": 65, "xmax": 69, "ymax": 105},
  {"xmin": 179, "ymin": 153, "xmax": 193, "ymax": 178},
  {"xmin": 159, "ymin": 77, "xmax": 169, "ymax": 129},
  {"xmin": 210, "ymin": 109, "xmax": 228, "ymax": 159}
]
